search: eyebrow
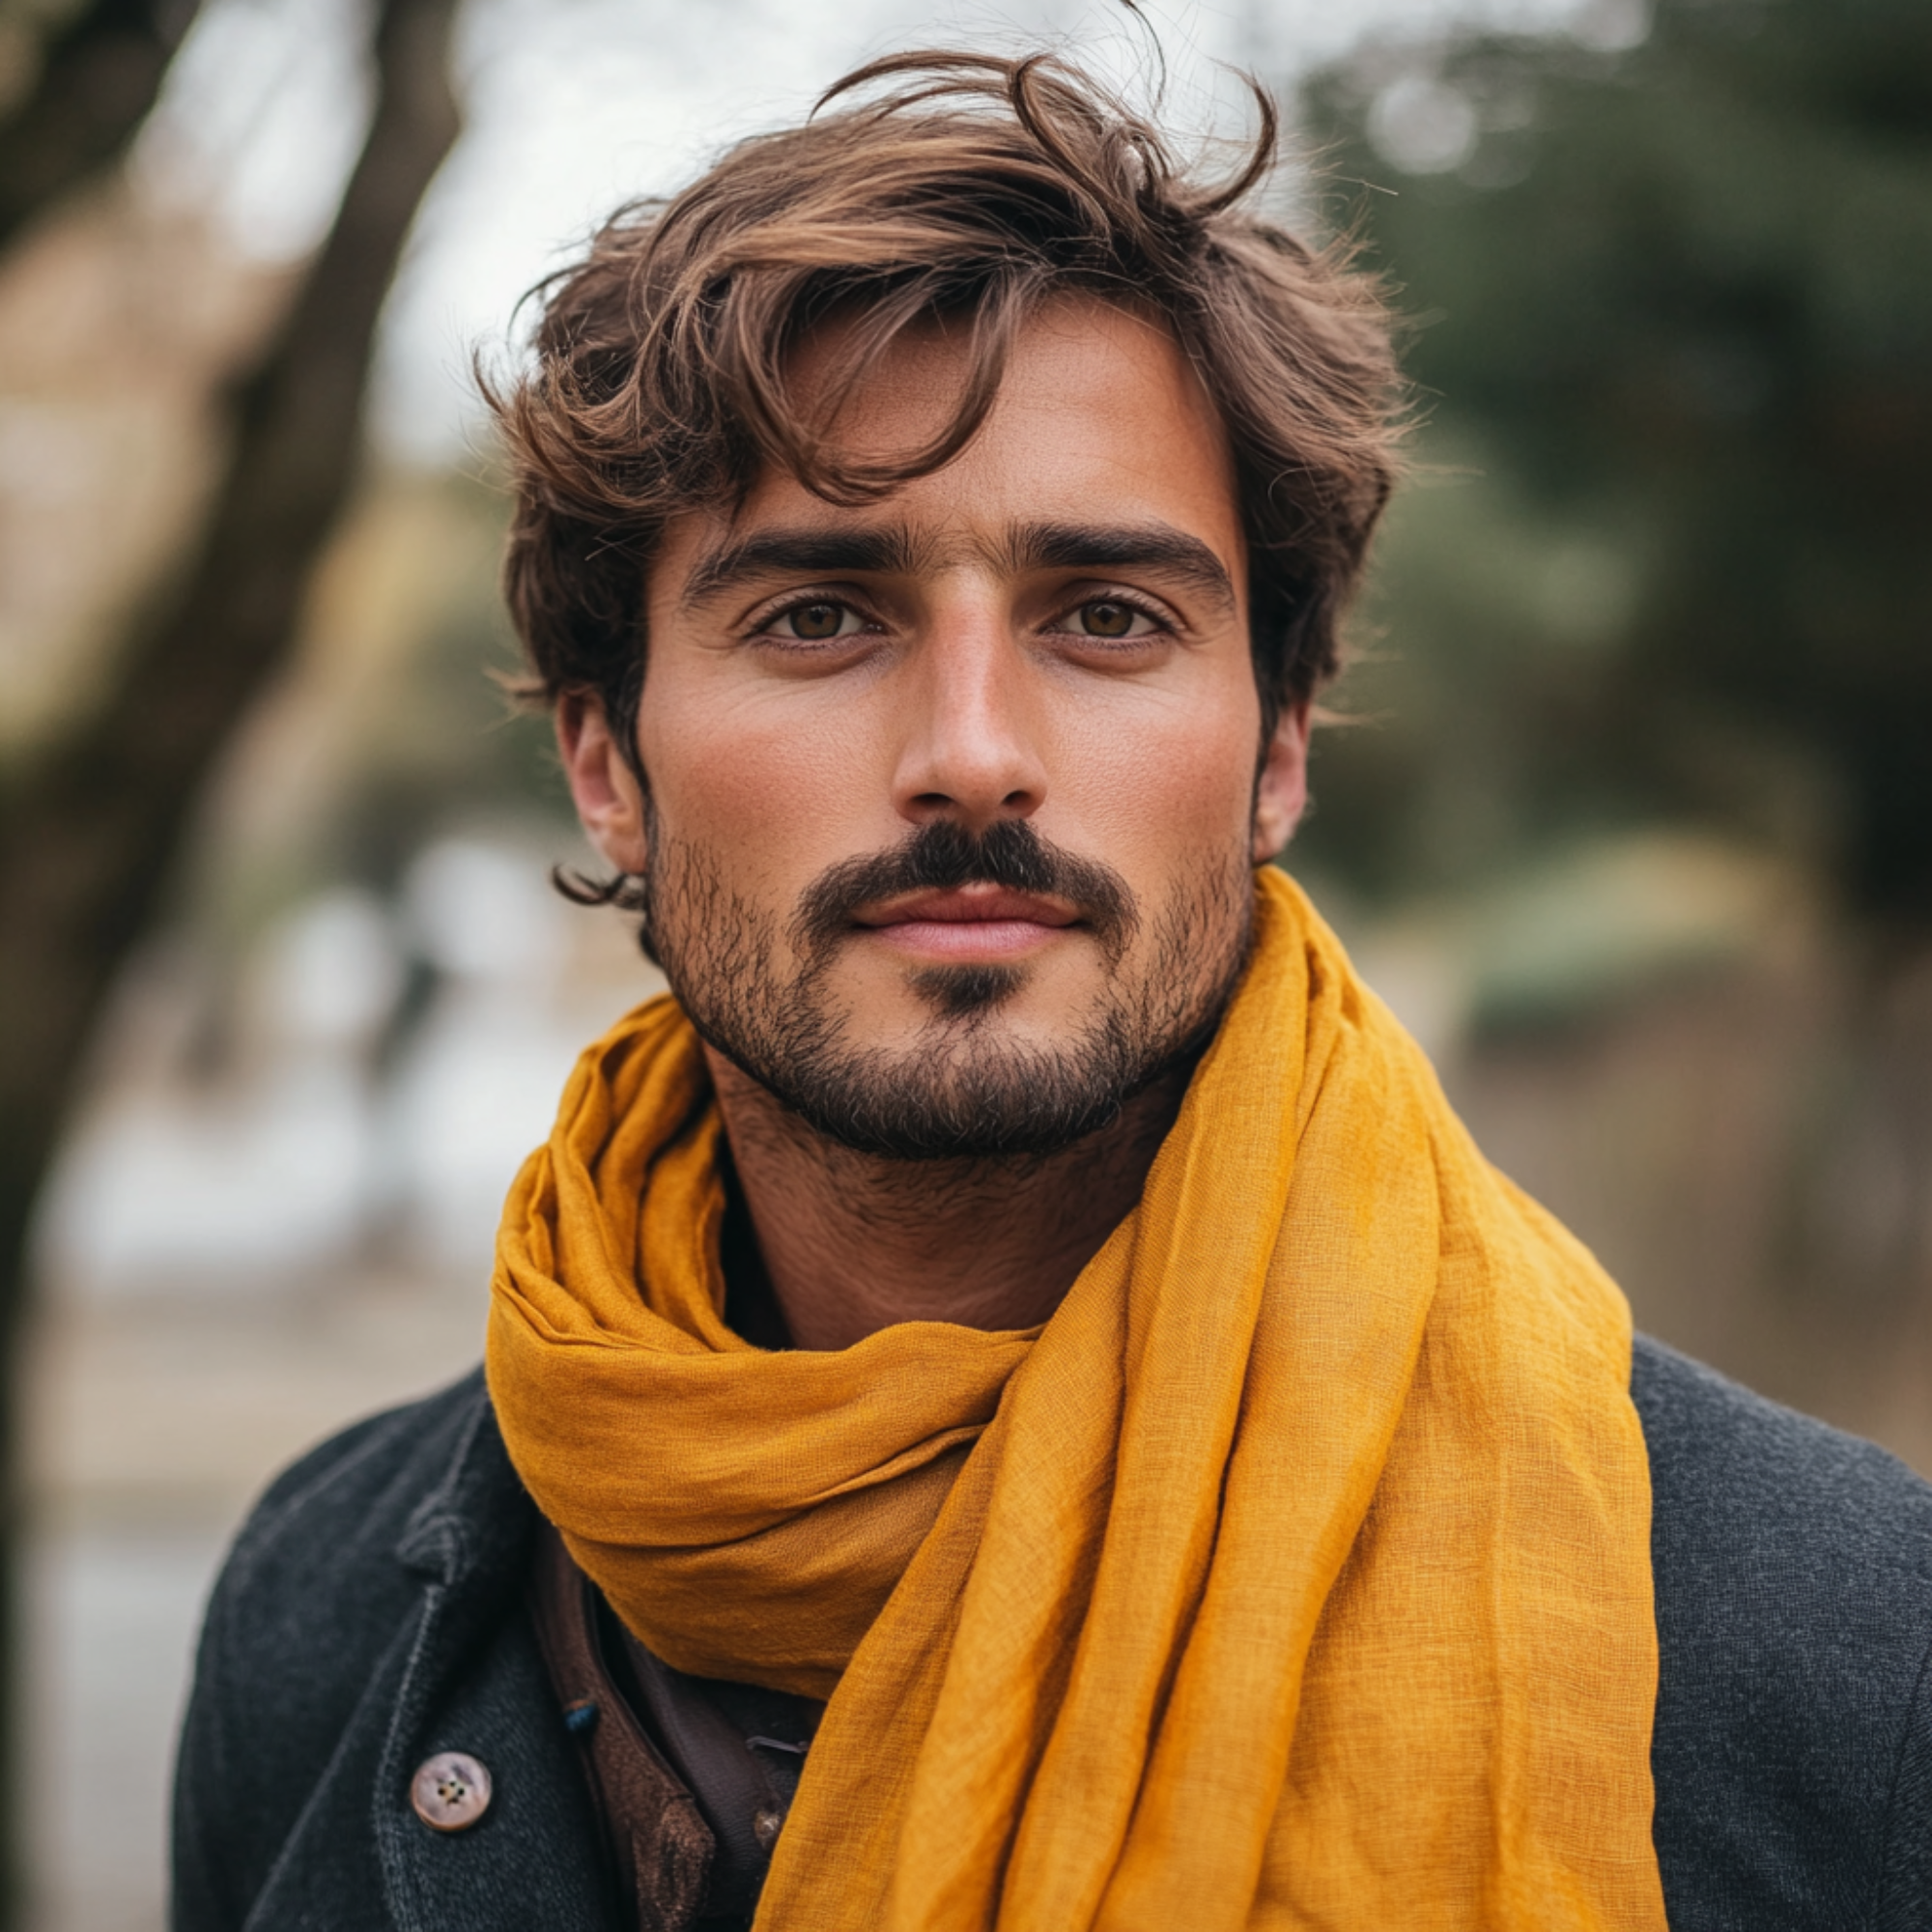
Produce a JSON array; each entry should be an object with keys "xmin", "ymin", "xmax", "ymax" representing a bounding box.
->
[
  {"xmin": 676, "ymin": 516, "xmax": 1238, "ymax": 613},
  {"xmin": 1000, "ymin": 520, "xmax": 1237, "ymax": 611},
  {"xmin": 678, "ymin": 526, "xmax": 922, "ymax": 609}
]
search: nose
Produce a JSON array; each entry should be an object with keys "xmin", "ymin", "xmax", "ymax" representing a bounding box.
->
[{"xmin": 891, "ymin": 605, "xmax": 1047, "ymax": 833}]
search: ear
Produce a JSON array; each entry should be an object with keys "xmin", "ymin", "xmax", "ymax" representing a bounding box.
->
[
  {"xmin": 1251, "ymin": 699, "xmax": 1312, "ymax": 864},
  {"xmin": 556, "ymin": 693, "xmax": 650, "ymax": 875}
]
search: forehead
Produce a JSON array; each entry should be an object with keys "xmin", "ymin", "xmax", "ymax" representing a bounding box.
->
[{"xmin": 655, "ymin": 297, "xmax": 1246, "ymax": 592}]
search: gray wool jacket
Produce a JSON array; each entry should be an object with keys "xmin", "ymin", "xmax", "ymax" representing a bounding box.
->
[{"xmin": 171, "ymin": 1337, "xmax": 1932, "ymax": 1931}]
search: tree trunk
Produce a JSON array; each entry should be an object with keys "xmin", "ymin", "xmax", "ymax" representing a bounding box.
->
[
  {"xmin": 0, "ymin": 0, "xmax": 461, "ymax": 1915},
  {"xmin": 0, "ymin": 0, "xmax": 203, "ymax": 251}
]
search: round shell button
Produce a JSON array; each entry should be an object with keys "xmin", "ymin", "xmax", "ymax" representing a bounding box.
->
[{"xmin": 411, "ymin": 1750, "xmax": 493, "ymax": 1833}]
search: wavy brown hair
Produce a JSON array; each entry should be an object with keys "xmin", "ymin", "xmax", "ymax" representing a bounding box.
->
[{"xmin": 488, "ymin": 49, "xmax": 1403, "ymax": 782}]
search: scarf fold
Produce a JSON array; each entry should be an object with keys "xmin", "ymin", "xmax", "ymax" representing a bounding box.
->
[{"xmin": 488, "ymin": 869, "xmax": 1666, "ymax": 1931}]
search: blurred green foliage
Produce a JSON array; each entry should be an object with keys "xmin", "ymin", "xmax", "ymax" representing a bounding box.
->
[{"xmin": 1295, "ymin": 0, "xmax": 1932, "ymax": 922}]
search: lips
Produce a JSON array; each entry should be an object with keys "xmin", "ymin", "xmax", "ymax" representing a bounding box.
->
[{"xmin": 853, "ymin": 885, "xmax": 1081, "ymax": 961}]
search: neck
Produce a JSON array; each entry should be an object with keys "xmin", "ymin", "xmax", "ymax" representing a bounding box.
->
[{"xmin": 703, "ymin": 1046, "xmax": 1194, "ymax": 1350}]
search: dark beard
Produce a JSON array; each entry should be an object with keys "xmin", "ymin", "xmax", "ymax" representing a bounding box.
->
[{"xmin": 644, "ymin": 817, "xmax": 1253, "ymax": 1161}]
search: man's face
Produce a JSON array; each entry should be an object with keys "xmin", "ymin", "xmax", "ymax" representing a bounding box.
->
[{"xmin": 564, "ymin": 298, "xmax": 1309, "ymax": 1158}]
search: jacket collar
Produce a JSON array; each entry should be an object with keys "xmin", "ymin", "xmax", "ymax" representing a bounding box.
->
[{"xmin": 395, "ymin": 1369, "xmax": 537, "ymax": 1596}]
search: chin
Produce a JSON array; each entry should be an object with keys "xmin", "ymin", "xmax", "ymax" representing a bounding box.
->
[{"xmin": 903, "ymin": 960, "xmax": 1029, "ymax": 1022}]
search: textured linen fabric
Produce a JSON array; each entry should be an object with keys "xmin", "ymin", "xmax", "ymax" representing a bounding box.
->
[
  {"xmin": 486, "ymin": 870, "xmax": 1665, "ymax": 1932},
  {"xmin": 169, "ymin": 1341, "xmax": 1932, "ymax": 1932}
]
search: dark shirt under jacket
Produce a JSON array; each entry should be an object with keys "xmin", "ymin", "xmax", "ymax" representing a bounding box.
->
[{"xmin": 170, "ymin": 1338, "xmax": 1932, "ymax": 1932}]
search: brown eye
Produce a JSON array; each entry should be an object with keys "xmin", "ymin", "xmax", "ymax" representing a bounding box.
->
[
  {"xmin": 787, "ymin": 602, "xmax": 846, "ymax": 639},
  {"xmin": 1078, "ymin": 601, "xmax": 1136, "ymax": 638}
]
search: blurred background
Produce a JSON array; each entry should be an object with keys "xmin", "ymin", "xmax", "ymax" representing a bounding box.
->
[{"xmin": 0, "ymin": 0, "xmax": 1925, "ymax": 1921}]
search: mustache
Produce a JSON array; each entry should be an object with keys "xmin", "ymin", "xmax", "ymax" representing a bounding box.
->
[{"xmin": 791, "ymin": 819, "xmax": 1139, "ymax": 964}]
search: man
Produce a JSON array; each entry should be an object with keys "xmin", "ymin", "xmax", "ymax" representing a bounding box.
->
[{"xmin": 173, "ymin": 51, "xmax": 1932, "ymax": 1932}]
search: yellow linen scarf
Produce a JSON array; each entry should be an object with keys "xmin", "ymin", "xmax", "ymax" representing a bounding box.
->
[{"xmin": 488, "ymin": 868, "xmax": 1666, "ymax": 1931}]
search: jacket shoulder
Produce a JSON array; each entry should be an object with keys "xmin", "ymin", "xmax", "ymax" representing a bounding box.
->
[
  {"xmin": 210, "ymin": 1366, "xmax": 517, "ymax": 1660},
  {"xmin": 238, "ymin": 1365, "xmax": 490, "ymax": 1530},
  {"xmin": 1633, "ymin": 1334, "xmax": 1932, "ymax": 1931}
]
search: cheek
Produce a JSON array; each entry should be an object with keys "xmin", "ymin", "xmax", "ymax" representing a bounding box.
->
[
  {"xmin": 1052, "ymin": 684, "xmax": 1261, "ymax": 885},
  {"xmin": 638, "ymin": 672, "xmax": 888, "ymax": 893}
]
